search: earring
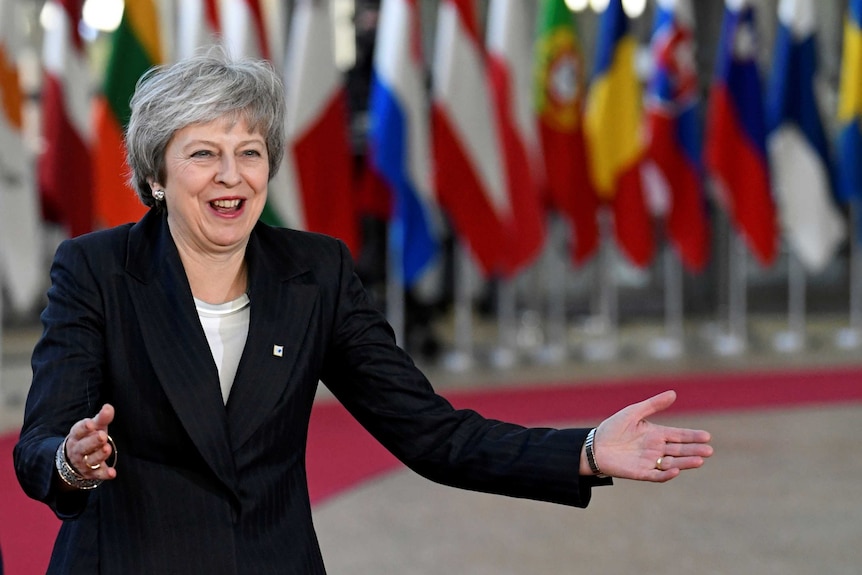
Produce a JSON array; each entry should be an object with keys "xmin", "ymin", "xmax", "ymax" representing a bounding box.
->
[{"xmin": 152, "ymin": 188, "xmax": 165, "ymax": 202}]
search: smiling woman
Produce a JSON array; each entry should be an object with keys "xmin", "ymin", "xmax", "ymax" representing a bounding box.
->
[
  {"xmin": 152, "ymin": 117, "xmax": 270, "ymax": 270},
  {"xmin": 13, "ymin": 47, "xmax": 711, "ymax": 574},
  {"xmin": 123, "ymin": 50, "xmax": 286, "ymax": 304}
]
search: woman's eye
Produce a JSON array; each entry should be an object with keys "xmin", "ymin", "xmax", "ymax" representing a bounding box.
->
[
  {"xmin": 191, "ymin": 150, "xmax": 214, "ymax": 158},
  {"xmin": 242, "ymin": 149, "xmax": 262, "ymax": 157}
]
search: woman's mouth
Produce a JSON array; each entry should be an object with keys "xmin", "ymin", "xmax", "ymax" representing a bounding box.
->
[{"xmin": 210, "ymin": 199, "xmax": 244, "ymax": 213}]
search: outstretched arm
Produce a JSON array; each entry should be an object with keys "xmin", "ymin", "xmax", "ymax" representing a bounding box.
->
[{"xmin": 579, "ymin": 390, "xmax": 713, "ymax": 482}]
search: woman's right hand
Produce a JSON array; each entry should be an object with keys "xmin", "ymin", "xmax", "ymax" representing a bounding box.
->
[{"xmin": 62, "ymin": 404, "xmax": 118, "ymax": 484}]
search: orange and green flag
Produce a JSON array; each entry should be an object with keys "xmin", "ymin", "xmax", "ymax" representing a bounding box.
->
[
  {"xmin": 92, "ymin": 0, "xmax": 164, "ymax": 228},
  {"xmin": 534, "ymin": 0, "xmax": 599, "ymax": 264}
]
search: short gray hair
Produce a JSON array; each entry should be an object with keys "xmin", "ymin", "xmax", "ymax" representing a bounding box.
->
[{"xmin": 126, "ymin": 47, "xmax": 286, "ymax": 208}]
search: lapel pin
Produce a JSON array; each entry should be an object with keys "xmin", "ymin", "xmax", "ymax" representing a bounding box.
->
[{"xmin": 273, "ymin": 345, "xmax": 284, "ymax": 358}]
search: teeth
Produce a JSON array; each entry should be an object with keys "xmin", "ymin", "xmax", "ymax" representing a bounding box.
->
[{"xmin": 211, "ymin": 199, "xmax": 241, "ymax": 209}]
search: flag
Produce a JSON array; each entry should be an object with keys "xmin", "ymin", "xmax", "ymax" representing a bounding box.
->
[
  {"xmin": 221, "ymin": 0, "xmax": 353, "ymax": 250},
  {"xmin": 486, "ymin": 0, "xmax": 546, "ymax": 276},
  {"xmin": 534, "ymin": 0, "xmax": 598, "ymax": 264},
  {"xmin": 836, "ymin": 0, "xmax": 862, "ymax": 206},
  {"xmin": 177, "ymin": 0, "xmax": 221, "ymax": 60},
  {"xmin": 260, "ymin": 0, "xmax": 287, "ymax": 72},
  {"xmin": 431, "ymin": 0, "xmax": 510, "ymax": 276},
  {"xmin": 38, "ymin": 0, "xmax": 93, "ymax": 239},
  {"xmin": 766, "ymin": 0, "xmax": 845, "ymax": 273},
  {"xmin": 92, "ymin": 0, "xmax": 165, "ymax": 228},
  {"xmin": 704, "ymin": 0, "xmax": 778, "ymax": 266},
  {"xmin": 644, "ymin": 0, "xmax": 709, "ymax": 272},
  {"xmin": 221, "ymin": 0, "xmax": 287, "ymax": 69},
  {"xmin": 0, "ymin": 0, "xmax": 43, "ymax": 313},
  {"xmin": 221, "ymin": 0, "xmax": 270, "ymax": 60},
  {"xmin": 368, "ymin": 0, "xmax": 440, "ymax": 285},
  {"xmin": 584, "ymin": 0, "xmax": 654, "ymax": 268},
  {"xmin": 279, "ymin": 0, "xmax": 358, "ymax": 253}
]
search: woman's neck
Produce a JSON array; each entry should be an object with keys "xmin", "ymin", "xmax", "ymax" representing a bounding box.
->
[{"xmin": 176, "ymin": 244, "xmax": 249, "ymax": 305}]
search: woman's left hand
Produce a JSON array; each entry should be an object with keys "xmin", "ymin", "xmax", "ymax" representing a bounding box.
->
[{"xmin": 589, "ymin": 390, "xmax": 713, "ymax": 482}]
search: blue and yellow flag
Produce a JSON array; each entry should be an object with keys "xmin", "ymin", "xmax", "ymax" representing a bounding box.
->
[
  {"xmin": 837, "ymin": 0, "xmax": 862, "ymax": 205},
  {"xmin": 584, "ymin": 0, "xmax": 653, "ymax": 268}
]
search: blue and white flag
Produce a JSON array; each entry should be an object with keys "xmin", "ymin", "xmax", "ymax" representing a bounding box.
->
[
  {"xmin": 766, "ymin": 0, "xmax": 846, "ymax": 272},
  {"xmin": 368, "ymin": 0, "xmax": 441, "ymax": 286}
]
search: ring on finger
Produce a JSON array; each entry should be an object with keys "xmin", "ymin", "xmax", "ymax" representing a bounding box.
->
[
  {"xmin": 655, "ymin": 457, "xmax": 663, "ymax": 470},
  {"xmin": 83, "ymin": 453, "xmax": 101, "ymax": 471}
]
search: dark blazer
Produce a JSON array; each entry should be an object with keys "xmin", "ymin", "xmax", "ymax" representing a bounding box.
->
[{"xmin": 15, "ymin": 210, "xmax": 606, "ymax": 574}]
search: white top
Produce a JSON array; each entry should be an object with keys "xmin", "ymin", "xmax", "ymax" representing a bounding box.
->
[{"xmin": 195, "ymin": 293, "xmax": 251, "ymax": 404}]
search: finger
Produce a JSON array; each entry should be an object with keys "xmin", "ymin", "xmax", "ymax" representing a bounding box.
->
[
  {"xmin": 68, "ymin": 418, "xmax": 95, "ymax": 441},
  {"xmin": 91, "ymin": 404, "xmax": 115, "ymax": 430},
  {"xmin": 657, "ymin": 455, "xmax": 707, "ymax": 472},
  {"xmin": 660, "ymin": 426, "xmax": 712, "ymax": 445},
  {"xmin": 68, "ymin": 428, "xmax": 109, "ymax": 455},
  {"xmin": 73, "ymin": 442, "xmax": 116, "ymax": 479},
  {"xmin": 83, "ymin": 452, "xmax": 103, "ymax": 471},
  {"xmin": 628, "ymin": 390, "xmax": 677, "ymax": 421},
  {"xmin": 662, "ymin": 442, "xmax": 714, "ymax": 458}
]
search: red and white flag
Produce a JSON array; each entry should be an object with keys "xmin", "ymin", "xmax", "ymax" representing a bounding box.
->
[
  {"xmin": 278, "ymin": 0, "xmax": 358, "ymax": 253},
  {"xmin": 432, "ymin": 0, "xmax": 510, "ymax": 276},
  {"xmin": 38, "ymin": 0, "xmax": 93, "ymax": 239},
  {"xmin": 220, "ymin": 0, "xmax": 286, "ymax": 68},
  {"xmin": 486, "ymin": 0, "xmax": 546, "ymax": 277},
  {"xmin": 221, "ymin": 0, "xmax": 271, "ymax": 60}
]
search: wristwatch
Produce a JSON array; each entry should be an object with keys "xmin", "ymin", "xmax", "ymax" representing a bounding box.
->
[{"xmin": 585, "ymin": 427, "xmax": 608, "ymax": 478}]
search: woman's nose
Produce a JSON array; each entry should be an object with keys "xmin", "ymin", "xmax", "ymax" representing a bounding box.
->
[{"xmin": 215, "ymin": 155, "xmax": 241, "ymax": 186}]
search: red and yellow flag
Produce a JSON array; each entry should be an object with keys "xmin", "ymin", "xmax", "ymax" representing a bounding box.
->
[{"xmin": 584, "ymin": 0, "xmax": 654, "ymax": 268}]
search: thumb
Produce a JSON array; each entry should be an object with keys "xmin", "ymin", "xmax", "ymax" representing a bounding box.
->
[
  {"xmin": 92, "ymin": 404, "xmax": 115, "ymax": 429},
  {"xmin": 630, "ymin": 390, "xmax": 677, "ymax": 421}
]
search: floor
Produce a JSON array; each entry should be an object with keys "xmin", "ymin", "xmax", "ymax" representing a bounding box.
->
[{"xmin": 3, "ymin": 313, "xmax": 862, "ymax": 574}]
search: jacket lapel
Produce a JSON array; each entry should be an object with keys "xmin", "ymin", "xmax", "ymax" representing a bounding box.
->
[
  {"xmin": 225, "ymin": 228, "xmax": 318, "ymax": 450},
  {"xmin": 125, "ymin": 211, "xmax": 239, "ymax": 495}
]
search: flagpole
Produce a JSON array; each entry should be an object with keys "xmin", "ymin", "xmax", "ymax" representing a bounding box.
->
[
  {"xmin": 536, "ymin": 214, "xmax": 567, "ymax": 364},
  {"xmin": 648, "ymin": 245, "xmax": 684, "ymax": 359},
  {"xmin": 714, "ymin": 231, "xmax": 747, "ymax": 356},
  {"xmin": 773, "ymin": 250, "xmax": 806, "ymax": 353},
  {"xmin": 836, "ymin": 201, "xmax": 862, "ymax": 348},
  {"xmin": 518, "ymin": 264, "xmax": 545, "ymax": 362},
  {"xmin": 386, "ymin": 221, "xmax": 405, "ymax": 349},
  {"xmin": 583, "ymin": 207, "xmax": 619, "ymax": 361},
  {"xmin": 443, "ymin": 242, "xmax": 475, "ymax": 372},
  {"xmin": 0, "ymin": 289, "xmax": 4, "ymax": 404},
  {"xmin": 490, "ymin": 277, "xmax": 517, "ymax": 369}
]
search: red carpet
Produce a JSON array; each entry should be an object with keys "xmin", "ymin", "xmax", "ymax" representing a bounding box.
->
[{"xmin": 3, "ymin": 364, "xmax": 862, "ymax": 574}]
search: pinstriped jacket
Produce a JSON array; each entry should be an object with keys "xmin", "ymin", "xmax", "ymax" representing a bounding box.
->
[{"xmin": 14, "ymin": 209, "xmax": 607, "ymax": 574}]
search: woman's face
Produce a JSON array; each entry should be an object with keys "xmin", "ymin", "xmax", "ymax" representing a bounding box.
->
[{"xmin": 155, "ymin": 115, "xmax": 269, "ymax": 256}]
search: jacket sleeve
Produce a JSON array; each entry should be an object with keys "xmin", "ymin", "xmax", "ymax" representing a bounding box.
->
[
  {"xmin": 13, "ymin": 239, "xmax": 107, "ymax": 518},
  {"xmin": 319, "ymin": 241, "xmax": 611, "ymax": 508}
]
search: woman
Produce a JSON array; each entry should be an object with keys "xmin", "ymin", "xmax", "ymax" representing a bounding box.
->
[{"xmin": 14, "ymin": 51, "xmax": 712, "ymax": 574}]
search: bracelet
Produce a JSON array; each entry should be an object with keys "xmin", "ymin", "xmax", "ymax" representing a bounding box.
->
[
  {"xmin": 585, "ymin": 428, "xmax": 608, "ymax": 478},
  {"xmin": 55, "ymin": 437, "xmax": 103, "ymax": 490}
]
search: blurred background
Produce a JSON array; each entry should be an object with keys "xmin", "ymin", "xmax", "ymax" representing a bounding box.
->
[{"xmin": 2, "ymin": 0, "xmax": 862, "ymax": 370}]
